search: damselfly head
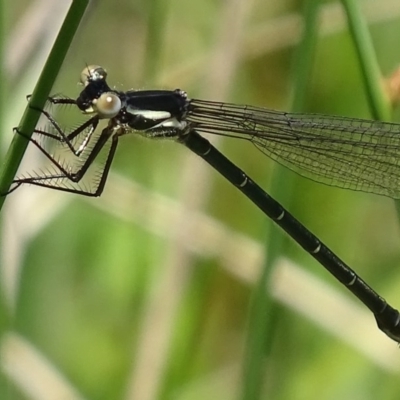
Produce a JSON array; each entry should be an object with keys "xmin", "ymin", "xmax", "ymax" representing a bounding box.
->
[
  {"xmin": 76, "ymin": 66, "xmax": 112, "ymax": 113},
  {"xmin": 80, "ymin": 65, "xmax": 107, "ymax": 87}
]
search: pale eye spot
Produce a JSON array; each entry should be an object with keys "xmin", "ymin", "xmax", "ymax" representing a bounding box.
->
[{"xmin": 93, "ymin": 92, "xmax": 121, "ymax": 119}]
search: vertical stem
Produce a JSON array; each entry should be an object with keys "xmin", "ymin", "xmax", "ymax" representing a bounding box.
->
[
  {"xmin": 0, "ymin": 0, "xmax": 90, "ymax": 211},
  {"xmin": 341, "ymin": 0, "xmax": 390, "ymax": 121}
]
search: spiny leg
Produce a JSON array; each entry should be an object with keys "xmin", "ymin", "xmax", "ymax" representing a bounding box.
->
[
  {"xmin": 8, "ymin": 124, "xmax": 117, "ymax": 196},
  {"xmin": 28, "ymin": 96, "xmax": 99, "ymax": 156},
  {"xmin": 31, "ymin": 116, "xmax": 100, "ymax": 155}
]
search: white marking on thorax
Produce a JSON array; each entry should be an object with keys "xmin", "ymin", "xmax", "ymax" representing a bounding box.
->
[{"xmin": 127, "ymin": 108, "xmax": 172, "ymax": 120}]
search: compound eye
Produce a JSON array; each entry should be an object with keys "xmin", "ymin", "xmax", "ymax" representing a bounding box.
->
[
  {"xmin": 93, "ymin": 92, "xmax": 121, "ymax": 119},
  {"xmin": 80, "ymin": 65, "xmax": 107, "ymax": 85}
]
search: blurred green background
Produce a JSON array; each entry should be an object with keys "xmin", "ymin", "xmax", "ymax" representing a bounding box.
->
[{"xmin": 2, "ymin": 0, "xmax": 400, "ymax": 399}]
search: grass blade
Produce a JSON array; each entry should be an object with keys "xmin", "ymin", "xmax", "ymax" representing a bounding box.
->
[{"xmin": 0, "ymin": 0, "xmax": 90, "ymax": 211}]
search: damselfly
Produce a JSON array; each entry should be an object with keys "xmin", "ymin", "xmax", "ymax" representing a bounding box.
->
[{"xmin": 5, "ymin": 65, "xmax": 400, "ymax": 342}]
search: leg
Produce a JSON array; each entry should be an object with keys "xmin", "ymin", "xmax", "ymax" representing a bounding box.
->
[
  {"xmin": 9, "ymin": 125, "xmax": 118, "ymax": 197},
  {"xmin": 28, "ymin": 97, "xmax": 98, "ymax": 155}
]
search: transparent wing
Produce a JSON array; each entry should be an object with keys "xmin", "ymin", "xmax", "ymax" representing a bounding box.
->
[{"xmin": 188, "ymin": 99, "xmax": 400, "ymax": 198}]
